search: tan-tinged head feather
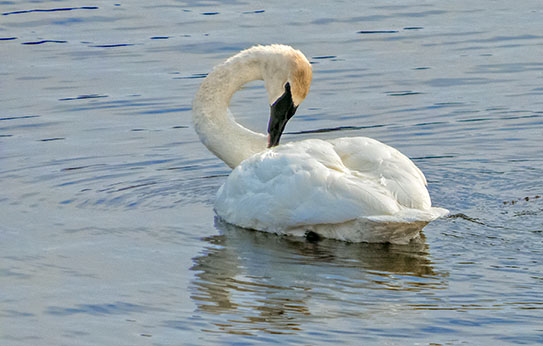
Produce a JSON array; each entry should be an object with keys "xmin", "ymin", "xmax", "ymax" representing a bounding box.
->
[{"xmin": 289, "ymin": 50, "xmax": 313, "ymax": 106}]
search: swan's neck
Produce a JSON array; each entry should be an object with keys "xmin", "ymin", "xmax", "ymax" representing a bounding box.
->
[{"xmin": 192, "ymin": 53, "xmax": 268, "ymax": 168}]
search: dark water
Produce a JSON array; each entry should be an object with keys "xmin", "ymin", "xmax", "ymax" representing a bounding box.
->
[{"xmin": 1, "ymin": 1, "xmax": 542, "ymax": 345}]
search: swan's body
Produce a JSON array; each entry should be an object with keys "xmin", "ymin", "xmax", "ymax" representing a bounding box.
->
[{"xmin": 193, "ymin": 45, "xmax": 448, "ymax": 243}]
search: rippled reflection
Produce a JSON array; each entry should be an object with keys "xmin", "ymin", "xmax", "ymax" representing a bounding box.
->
[{"xmin": 190, "ymin": 219, "xmax": 448, "ymax": 336}]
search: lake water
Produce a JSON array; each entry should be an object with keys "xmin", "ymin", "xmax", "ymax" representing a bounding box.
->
[{"xmin": 1, "ymin": 0, "xmax": 542, "ymax": 344}]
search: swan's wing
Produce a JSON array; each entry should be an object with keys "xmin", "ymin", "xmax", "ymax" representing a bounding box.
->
[
  {"xmin": 329, "ymin": 137, "xmax": 431, "ymax": 210},
  {"xmin": 215, "ymin": 138, "xmax": 430, "ymax": 231}
]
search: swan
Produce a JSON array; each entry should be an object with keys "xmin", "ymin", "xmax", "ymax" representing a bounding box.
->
[{"xmin": 192, "ymin": 44, "xmax": 448, "ymax": 243}]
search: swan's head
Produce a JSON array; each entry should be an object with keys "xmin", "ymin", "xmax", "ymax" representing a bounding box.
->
[{"xmin": 263, "ymin": 45, "xmax": 312, "ymax": 147}]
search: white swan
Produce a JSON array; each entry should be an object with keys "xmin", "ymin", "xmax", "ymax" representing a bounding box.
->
[{"xmin": 193, "ymin": 44, "xmax": 448, "ymax": 243}]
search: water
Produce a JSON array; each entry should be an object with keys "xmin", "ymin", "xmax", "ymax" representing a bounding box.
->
[{"xmin": 1, "ymin": 0, "xmax": 542, "ymax": 344}]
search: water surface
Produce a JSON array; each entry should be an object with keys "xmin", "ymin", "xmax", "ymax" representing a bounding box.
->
[{"xmin": 1, "ymin": 0, "xmax": 542, "ymax": 345}]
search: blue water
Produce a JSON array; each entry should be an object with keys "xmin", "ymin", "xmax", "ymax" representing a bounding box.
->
[{"xmin": 1, "ymin": 1, "xmax": 542, "ymax": 345}]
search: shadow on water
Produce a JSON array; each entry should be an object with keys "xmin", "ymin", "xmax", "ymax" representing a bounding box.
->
[{"xmin": 189, "ymin": 218, "xmax": 448, "ymax": 336}]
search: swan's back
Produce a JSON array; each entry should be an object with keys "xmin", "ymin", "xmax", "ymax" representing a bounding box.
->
[
  {"xmin": 330, "ymin": 137, "xmax": 430, "ymax": 209},
  {"xmin": 215, "ymin": 137, "xmax": 444, "ymax": 241}
]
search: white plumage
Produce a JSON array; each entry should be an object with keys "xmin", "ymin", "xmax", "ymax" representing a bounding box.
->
[{"xmin": 193, "ymin": 45, "xmax": 448, "ymax": 243}]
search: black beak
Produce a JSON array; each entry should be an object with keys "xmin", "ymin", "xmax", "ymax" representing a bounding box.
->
[{"xmin": 267, "ymin": 82, "xmax": 298, "ymax": 148}]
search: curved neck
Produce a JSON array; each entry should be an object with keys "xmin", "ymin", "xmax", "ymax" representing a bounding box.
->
[{"xmin": 192, "ymin": 53, "xmax": 268, "ymax": 168}]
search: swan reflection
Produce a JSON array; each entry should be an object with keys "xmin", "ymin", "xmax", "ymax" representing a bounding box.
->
[{"xmin": 190, "ymin": 219, "xmax": 448, "ymax": 336}]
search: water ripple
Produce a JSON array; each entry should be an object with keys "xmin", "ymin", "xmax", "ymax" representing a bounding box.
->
[{"xmin": 2, "ymin": 6, "xmax": 98, "ymax": 16}]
